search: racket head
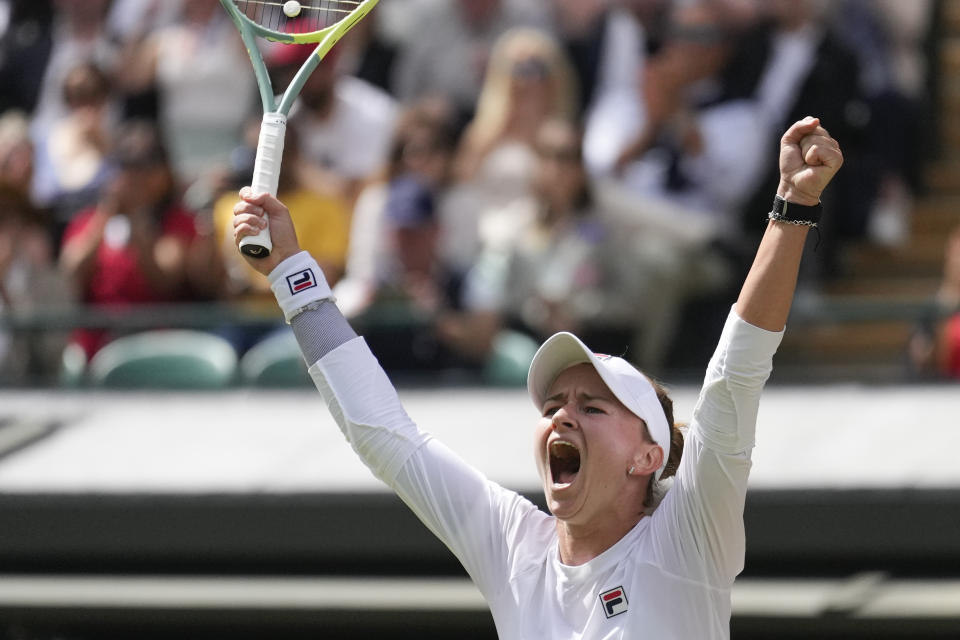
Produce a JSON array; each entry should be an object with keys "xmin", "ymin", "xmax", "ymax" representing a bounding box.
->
[{"xmin": 221, "ymin": 0, "xmax": 379, "ymax": 44}]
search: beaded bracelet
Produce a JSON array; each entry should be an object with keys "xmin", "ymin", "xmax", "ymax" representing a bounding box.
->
[
  {"xmin": 767, "ymin": 195, "xmax": 823, "ymax": 249},
  {"xmin": 768, "ymin": 194, "xmax": 822, "ymax": 227},
  {"xmin": 768, "ymin": 212, "xmax": 819, "ymax": 227}
]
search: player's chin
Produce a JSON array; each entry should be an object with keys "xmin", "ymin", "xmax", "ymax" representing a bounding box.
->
[
  {"xmin": 543, "ymin": 479, "xmax": 585, "ymax": 521},
  {"xmin": 546, "ymin": 495, "xmax": 584, "ymax": 523}
]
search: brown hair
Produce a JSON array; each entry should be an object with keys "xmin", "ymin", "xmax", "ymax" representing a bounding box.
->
[
  {"xmin": 62, "ymin": 62, "xmax": 111, "ymax": 109},
  {"xmin": 642, "ymin": 376, "xmax": 685, "ymax": 509},
  {"xmin": 386, "ymin": 98, "xmax": 457, "ymax": 181}
]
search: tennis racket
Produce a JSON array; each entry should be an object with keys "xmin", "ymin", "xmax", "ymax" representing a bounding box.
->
[{"xmin": 220, "ymin": 0, "xmax": 380, "ymax": 257}]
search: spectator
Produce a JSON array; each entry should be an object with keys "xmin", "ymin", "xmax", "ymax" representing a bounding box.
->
[
  {"xmin": 119, "ymin": 0, "xmax": 256, "ymax": 186},
  {"xmin": 391, "ymin": 0, "xmax": 550, "ymax": 124},
  {"xmin": 868, "ymin": 0, "xmax": 934, "ymax": 101},
  {"xmin": 938, "ymin": 228, "xmax": 960, "ymax": 314},
  {"xmin": 28, "ymin": 0, "xmax": 117, "ymax": 142},
  {"xmin": 59, "ymin": 120, "xmax": 201, "ymax": 358},
  {"xmin": 444, "ymin": 27, "xmax": 578, "ymax": 274},
  {"xmin": 107, "ymin": 0, "xmax": 182, "ymax": 46},
  {"xmin": 335, "ymin": 98, "xmax": 458, "ymax": 319},
  {"xmin": 274, "ymin": 41, "xmax": 397, "ymax": 205},
  {"xmin": 32, "ymin": 61, "xmax": 114, "ymax": 241},
  {"xmin": 604, "ymin": 1, "xmax": 768, "ymax": 236},
  {"xmin": 444, "ymin": 119, "xmax": 684, "ymax": 371},
  {"xmin": 581, "ymin": 0, "xmax": 668, "ymax": 178},
  {"xmin": 105, "ymin": 0, "xmax": 185, "ymax": 120},
  {"xmin": 832, "ymin": 0, "xmax": 935, "ymax": 247},
  {"xmin": 454, "ymin": 27, "xmax": 577, "ymax": 184},
  {"xmin": 938, "ymin": 314, "xmax": 960, "ymax": 380},
  {"xmin": 910, "ymin": 226, "xmax": 960, "ymax": 380},
  {"xmin": 579, "ymin": 3, "xmax": 764, "ymax": 372},
  {"xmin": 0, "ymin": 110, "xmax": 34, "ymax": 197},
  {"xmin": 0, "ymin": 0, "xmax": 55, "ymax": 115},
  {"xmin": 333, "ymin": 98, "xmax": 461, "ymax": 371},
  {"xmin": 725, "ymin": 0, "xmax": 871, "ymax": 277}
]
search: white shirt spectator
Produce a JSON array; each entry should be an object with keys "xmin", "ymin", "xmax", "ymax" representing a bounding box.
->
[
  {"xmin": 583, "ymin": 6, "xmax": 648, "ymax": 177},
  {"xmin": 292, "ymin": 76, "xmax": 397, "ymax": 182},
  {"xmin": 152, "ymin": 13, "xmax": 257, "ymax": 183},
  {"xmin": 29, "ymin": 16, "xmax": 118, "ymax": 143}
]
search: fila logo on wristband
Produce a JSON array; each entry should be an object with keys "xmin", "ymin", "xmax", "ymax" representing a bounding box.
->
[
  {"xmin": 286, "ymin": 268, "xmax": 317, "ymax": 294},
  {"xmin": 269, "ymin": 252, "xmax": 333, "ymax": 323},
  {"xmin": 599, "ymin": 586, "xmax": 629, "ymax": 618}
]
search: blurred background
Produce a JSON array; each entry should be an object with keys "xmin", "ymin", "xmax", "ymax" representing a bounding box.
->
[{"xmin": 0, "ymin": 0, "xmax": 958, "ymax": 637}]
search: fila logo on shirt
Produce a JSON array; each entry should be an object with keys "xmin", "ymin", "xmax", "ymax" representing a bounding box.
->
[
  {"xmin": 286, "ymin": 268, "xmax": 317, "ymax": 295},
  {"xmin": 599, "ymin": 586, "xmax": 629, "ymax": 618}
]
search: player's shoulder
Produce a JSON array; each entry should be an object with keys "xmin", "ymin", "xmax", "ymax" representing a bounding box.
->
[{"xmin": 496, "ymin": 490, "xmax": 555, "ymax": 565}]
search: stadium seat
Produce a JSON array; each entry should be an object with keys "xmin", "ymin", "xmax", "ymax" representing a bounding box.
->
[
  {"xmin": 239, "ymin": 330, "xmax": 312, "ymax": 388},
  {"xmin": 87, "ymin": 330, "xmax": 238, "ymax": 390},
  {"xmin": 483, "ymin": 329, "xmax": 540, "ymax": 387}
]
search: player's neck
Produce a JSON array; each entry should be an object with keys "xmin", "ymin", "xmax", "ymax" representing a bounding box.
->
[{"xmin": 555, "ymin": 510, "xmax": 644, "ymax": 567}]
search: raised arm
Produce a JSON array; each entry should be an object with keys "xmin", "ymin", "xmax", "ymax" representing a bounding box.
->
[
  {"xmin": 647, "ymin": 119, "xmax": 842, "ymax": 583},
  {"xmin": 231, "ymin": 188, "xmax": 539, "ymax": 599},
  {"xmin": 735, "ymin": 117, "xmax": 843, "ymax": 331}
]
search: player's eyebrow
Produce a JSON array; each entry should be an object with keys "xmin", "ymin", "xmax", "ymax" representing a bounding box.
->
[
  {"xmin": 544, "ymin": 391, "xmax": 610, "ymax": 405},
  {"xmin": 545, "ymin": 392, "xmax": 566, "ymax": 405}
]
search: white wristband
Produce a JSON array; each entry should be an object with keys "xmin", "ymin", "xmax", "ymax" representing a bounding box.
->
[{"xmin": 268, "ymin": 251, "xmax": 334, "ymax": 323}]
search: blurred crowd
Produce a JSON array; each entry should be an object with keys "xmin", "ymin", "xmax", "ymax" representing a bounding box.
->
[{"xmin": 1, "ymin": 0, "xmax": 956, "ymax": 386}]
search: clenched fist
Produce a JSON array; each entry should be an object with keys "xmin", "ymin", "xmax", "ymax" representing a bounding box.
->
[{"xmin": 777, "ymin": 116, "xmax": 844, "ymax": 206}]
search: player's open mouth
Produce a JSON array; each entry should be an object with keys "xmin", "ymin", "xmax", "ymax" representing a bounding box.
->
[{"xmin": 549, "ymin": 440, "xmax": 581, "ymax": 487}]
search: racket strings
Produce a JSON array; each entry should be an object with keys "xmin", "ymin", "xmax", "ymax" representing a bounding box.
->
[{"xmin": 232, "ymin": 0, "xmax": 361, "ymax": 34}]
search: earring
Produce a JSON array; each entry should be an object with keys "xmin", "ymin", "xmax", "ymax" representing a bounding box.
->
[{"xmin": 627, "ymin": 466, "xmax": 635, "ymax": 476}]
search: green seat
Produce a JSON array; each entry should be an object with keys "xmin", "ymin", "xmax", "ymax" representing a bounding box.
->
[
  {"xmin": 239, "ymin": 330, "xmax": 312, "ymax": 388},
  {"xmin": 483, "ymin": 329, "xmax": 540, "ymax": 387},
  {"xmin": 88, "ymin": 330, "xmax": 238, "ymax": 390}
]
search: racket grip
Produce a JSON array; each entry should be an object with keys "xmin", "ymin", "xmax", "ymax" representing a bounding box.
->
[{"xmin": 241, "ymin": 113, "xmax": 288, "ymax": 258}]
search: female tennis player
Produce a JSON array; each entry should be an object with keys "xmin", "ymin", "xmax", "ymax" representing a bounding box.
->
[{"xmin": 232, "ymin": 116, "xmax": 842, "ymax": 638}]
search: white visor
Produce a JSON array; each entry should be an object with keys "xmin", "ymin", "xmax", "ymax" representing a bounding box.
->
[{"xmin": 527, "ymin": 332, "xmax": 671, "ymax": 480}]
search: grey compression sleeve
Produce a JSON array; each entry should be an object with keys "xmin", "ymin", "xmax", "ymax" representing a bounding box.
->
[{"xmin": 289, "ymin": 301, "xmax": 358, "ymax": 364}]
